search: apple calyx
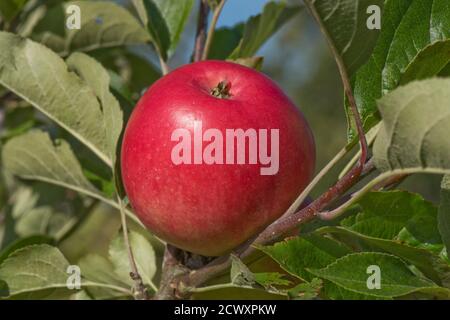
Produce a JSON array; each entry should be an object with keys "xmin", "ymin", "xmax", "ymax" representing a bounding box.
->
[{"xmin": 210, "ymin": 80, "xmax": 231, "ymax": 99}]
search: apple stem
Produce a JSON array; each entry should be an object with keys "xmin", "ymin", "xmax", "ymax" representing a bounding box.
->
[{"xmin": 210, "ymin": 81, "xmax": 231, "ymax": 98}]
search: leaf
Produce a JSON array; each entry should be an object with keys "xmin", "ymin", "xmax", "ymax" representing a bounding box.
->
[
  {"xmin": 230, "ymin": 254, "xmax": 257, "ymax": 287},
  {"xmin": 78, "ymin": 254, "xmax": 129, "ymax": 299},
  {"xmin": 304, "ymin": 0, "xmax": 384, "ymax": 77},
  {"xmin": 208, "ymin": 25, "xmax": 244, "ymax": 60},
  {"xmin": 0, "ymin": 235, "xmax": 53, "ymax": 266},
  {"xmin": 343, "ymin": 191, "xmax": 440, "ymax": 243},
  {"xmin": 309, "ymin": 252, "xmax": 438, "ymax": 298},
  {"xmin": 229, "ymin": 2, "xmax": 301, "ymax": 59},
  {"xmin": 230, "ymin": 56, "xmax": 264, "ymax": 71},
  {"xmin": 37, "ymin": 1, "xmax": 149, "ymax": 55},
  {"xmin": 0, "ymin": 32, "xmax": 113, "ymax": 167},
  {"xmin": 2, "ymin": 130, "xmax": 105, "ymax": 203},
  {"xmin": 287, "ymin": 278, "xmax": 322, "ymax": 300},
  {"xmin": 373, "ymin": 78, "xmax": 450, "ymax": 176},
  {"xmin": 253, "ymin": 272, "xmax": 291, "ymax": 288},
  {"xmin": 349, "ymin": 0, "xmax": 450, "ymax": 140},
  {"xmin": 140, "ymin": 0, "xmax": 194, "ymax": 59},
  {"xmin": 0, "ymin": 0, "xmax": 29, "ymax": 22},
  {"xmin": 316, "ymin": 226, "xmax": 450, "ymax": 287},
  {"xmin": 400, "ymin": 40, "xmax": 450, "ymax": 85},
  {"xmin": 439, "ymin": 175, "xmax": 450, "ymax": 256},
  {"xmin": 109, "ymin": 231, "xmax": 157, "ymax": 290},
  {"xmin": 258, "ymin": 235, "xmax": 351, "ymax": 281},
  {"xmin": 66, "ymin": 52, "xmax": 123, "ymax": 163},
  {"xmin": 0, "ymin": 244, "xmax": 73, "ymax": 298}
]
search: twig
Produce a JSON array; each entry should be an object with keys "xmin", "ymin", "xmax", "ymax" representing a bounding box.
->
[
  {"xmin": 282, "ymin": 145, "xmax": 349, "ymax": 218},
  {"xmin": 153, "ymin": 245, "xmax": 189, "ymax": 300},
  {"xmin": 157, "ymin": 51, "xmax": 170, "ymax": 75},
  {"xmin": 185, "ymin": 157, "xmax": 377, "ymax": 290},
  {"xmin": 318, "ymin": 172, "xmax": 393, "ymax": 220},
  {"xmin": 193, "ymin": 0, "xmax": 210, "ymax": 62},
  {"xmin": 305, "ymin": 3, "xmax": 368, "ymax": 168},
  {"xmin": 201, "ymin": 0, "xmax": 227, "ymax": 60},
  {"xmin": 117, "ymin": 196, "xmax": 148, "ymax": 300}
]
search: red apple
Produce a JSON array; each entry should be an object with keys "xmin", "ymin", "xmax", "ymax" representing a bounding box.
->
[{"xmin": 121, "ymin": 60, "xmax": 315, "ymax": 256}]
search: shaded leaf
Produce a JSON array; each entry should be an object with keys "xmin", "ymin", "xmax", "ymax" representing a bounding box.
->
[
  {"xmin": 36, "ymin": 1, "xmax": 149, "ymax": 55},
  {"xmin": 78, "ymin": 254, "xmax": 129, "ymax": 299},
  {"xmin": 208, "ymin": 24, "xmax": 244, "ymax": 60},
  {"xmin": 229, "ymin": 2, "xmax": 301, "ymax": 59},
  {"xmin": 109, "ymin": 231, "xmax": 157, "ymax": 290},
  {"xmin": 230, "ymin": 56, "xmax": 264, "ymax": 70},
  {"xmin": 139, "ymin": 0, "xmax": 194, "ymax": 59},
  {"xmin": 400, "ymin": 40, "xmax": 450, "ymax": 85},
  {"xmin": 304, "ymin": 0, "xmax": 384, "ymax": 77},
  {"xmin": 3, "ymin": 130, "xmax": 105, "ymax": 203},
  {"xmin": 0, "ymin": 235, "xmax": 53, "ymax": 266},
  {"xmin": 0, "ymin": 0, "xmax": 29, "ymax": 22}
]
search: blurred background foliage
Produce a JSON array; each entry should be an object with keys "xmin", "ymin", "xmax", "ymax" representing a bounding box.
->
[{"xmin": 0, "ymin": 0, "xmax": 443, "ymax": 299}]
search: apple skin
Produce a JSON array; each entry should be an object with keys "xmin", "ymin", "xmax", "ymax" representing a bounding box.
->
[{"xmin": 121, "ymin": 60, "xmax": 315, "ymax": 256}]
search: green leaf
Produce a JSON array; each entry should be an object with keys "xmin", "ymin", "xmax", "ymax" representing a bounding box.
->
[
  {"xmin": 316, "ymin": 226, "xmax": 450, "ymax": 287},
  {"xmin": 37, "ymin": 1, "xmax": 149, "ymax": 55},
  {"xmin": 229, "ymin": 2, "xmax": 301, "ymax": 59},
  {"xmin": 349, "ymin": 0, "xmax": 450, "ymax": 140},
  {"xmin": 0, "ymin": 0, "xmax": 29, "ymax": 22},
  {"xmin": 258, "ymin": 235, "xmax": 351, "ymax": 281},
  {"xmin": 0, "ymin": 235, "xmax": 53, "ymax": 266},
  {"xmin": 373, "ymin": 78, "xmax": 450, "ymax": 176},
  {"xmin": 439, "ymin": 175, "xmax": 450, "ymax": 256},
  {"xmin": 66, "ymin": 52, "xmax": 123, "ymax": 164},
  {"xmin": 400, "ymin": 40, "xmax": 450, "ymax": 85},
  {"xmin": 0, "ymin": 32, "xmax": 114, "ymax": 167},
  {"xmin": 309, "ymin": 252, "xmax": 437, "ymax": 298},
  {"xmin": 208, "ymin": 25, "xmax": 244, "ymax": 60},
  {"xmin": 230, "ymin": 56, "xmax": 264, "ymax": 71},
  {"xmin": 344, "ymin": 191, "xmax": 440, "ymax": 243},
  {"xmin": 230, "ymin": 254, "xmax": 257, "ymax": 287},
  {"xmin": 139, "ymin": 0, "xmax": 194, "ymax": 59},
  {"xmin": 304, "ymin": 0, "xmax": 384, "ymax": 77},
  {"xmin": 0, "ymin": 244, "xmax": 74, "ymax": 298},
  {"xmin": 287, "ymin": 278, "xmax": 322, "ymax": 300},
  {"xmin": 2, "ymin": 130, "xmax": 106, "ymax": 204},
  {"xmin": 109, "ymin": 231, "xmax": 157, "ymax": 290},
  {"xmin": 78, "ymin": 254, "xmax": 129, "ymax": 299},
  {"xmin": 253, "ymin": 272, "xmax": 291, "ymax": 288}
]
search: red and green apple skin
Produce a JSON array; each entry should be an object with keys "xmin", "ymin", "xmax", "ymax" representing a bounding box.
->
[{"xmin": 121, "ymin": 60, "xmax": 315, "ymax": 256}]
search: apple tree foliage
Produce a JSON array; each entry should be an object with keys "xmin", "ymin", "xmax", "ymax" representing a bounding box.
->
[{"xmin": 0, "ymin": 0, "xmax": 449, "ymax": 300}]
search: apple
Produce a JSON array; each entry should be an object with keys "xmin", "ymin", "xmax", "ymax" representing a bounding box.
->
[{"xmin": 121, "ymin": 60, "xmax": 315, "ymax": 256}]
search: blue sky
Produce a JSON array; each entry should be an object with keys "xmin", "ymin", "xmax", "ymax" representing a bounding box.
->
[{"xmin": 216, "ymin": 0, "xmax": 270, "ymax": 27}]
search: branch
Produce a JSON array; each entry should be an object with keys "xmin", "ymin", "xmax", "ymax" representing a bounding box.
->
[
  {"xmin": 193, "ymin": 0, "xmax": 210, "ymax": 62},
  {"xmin": 153, "ymin": 245, "xmax": 189, "ymax": 300},
  {"xmin": 282, "ymin": 145, "xmax": 349, "ymax": 218},
  {"xmin": 201, "ymin": 0, "xmax": 227, "ymax": 60},
  {"xmin": 117, "ymin": 196, "xmax": 148, "ymax": 300},
  {"xmin": 185, "ymin": 157, "xmax": 376, "ymax": 290},
  {"xmin": 306, "ymin": 4, "xmax": 369, "ymax": 168}
]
